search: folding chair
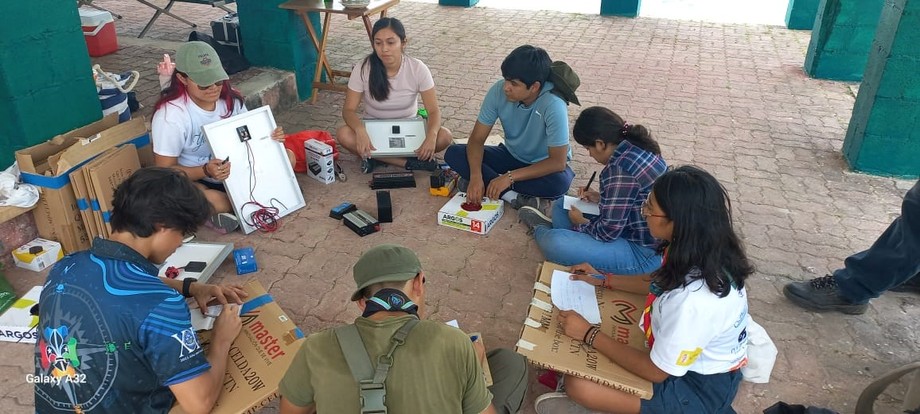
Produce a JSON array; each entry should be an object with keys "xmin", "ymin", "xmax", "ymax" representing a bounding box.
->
[
  {"xmin": 855, "ymin": 360, "xmax": 920, "ymax": 414},
  {"xmin": 136, "ymin": 0, "xmax": 236, "ymax": 38}
]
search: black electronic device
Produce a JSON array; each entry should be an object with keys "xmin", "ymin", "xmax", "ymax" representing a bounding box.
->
[
  {"xmin": 376, "ymin": 191, "xmax": 392, "ymax": 223},
  {"xmin": 236, "ymin": 125, "xmax": 252, "ymax": 142},
  {"xmin": 430, "ymin": 169, "xmax": 447, "ymax": 188},
  {"xmin": 370, "ymin": 172, "xmax": 416, "ymax": 189},
  {"xmin": 330, "ymin": 202, "xmax": 358, "ymax": 220},
  {"xmin": 184, "ymin": 261, "xmax": 207, "ymax": 273},
  {"xmin": 343, "ymin": 209, "xmax": 380, "ymax": 237}
]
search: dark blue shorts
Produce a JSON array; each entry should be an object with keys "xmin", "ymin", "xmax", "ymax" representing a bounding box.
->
[
  {"xmin": 196, "ymin": 179, "xmax": 226, "ymax": 192},
  {"xmin": 640, "ymin": 370, "xmax": 742, "ymax": 413}
]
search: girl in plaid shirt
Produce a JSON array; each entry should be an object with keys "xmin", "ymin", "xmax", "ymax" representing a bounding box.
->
[{"xmin": 519, "ymin": 106, "xmax": 667, "ymax": 274}]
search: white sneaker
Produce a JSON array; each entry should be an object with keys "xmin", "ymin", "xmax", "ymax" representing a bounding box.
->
[{"xmin": 534, "ymin": 392, "xmax": 604, "ymax": 414}]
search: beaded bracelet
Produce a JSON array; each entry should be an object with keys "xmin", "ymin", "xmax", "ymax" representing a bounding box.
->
[
  {"xmin": 582, "ymin": 326, "xmax": 595, "ymax": 343},
  {"xmin": 506, "ymin": 171, "xmax": 515, "ymax": 187},
  {"xmin": 586, "ymin": 326, "xmax": 601, "ymax": 348}
]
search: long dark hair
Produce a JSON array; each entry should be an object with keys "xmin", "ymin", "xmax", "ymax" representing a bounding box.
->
[
  {"xmin": 651, "ymin": 166, "xmax": 753, "ymax": 297},
  {"xmin": 573, "ymin": 106, "xmax": 660, "ymax": 155},
  {"xmin": 154, "ymin": 71, "xmax": 244, "ymax": 119},
  {"xmin": 363, "ymin": 17, "xmax": 407, "ymax": 102}
]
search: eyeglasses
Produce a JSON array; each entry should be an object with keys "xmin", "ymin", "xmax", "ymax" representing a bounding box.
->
[
  {"xmin": 195, "ymin": 81, "xmax": 222, "ymax": 91},
  {"xmin": 641, "ymin": 197, "xmax": 667, "ymax": 219}
]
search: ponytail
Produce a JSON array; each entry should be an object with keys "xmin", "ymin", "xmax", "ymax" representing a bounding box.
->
[
  {"xmin": 622, "ymin": 123, "xmax": 660, "ymax": 155},
  {"xmin": 364, "ymin": 54, "xmax": 390, "ymax": 102},
  {"xmin": 573, "ymin": 106, "xmax": 660, "ymax": 155}
]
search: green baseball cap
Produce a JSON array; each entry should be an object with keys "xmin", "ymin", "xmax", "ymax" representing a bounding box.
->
[
  {"xmin": 175, "ymin": 41, "xmax": 229, "ymax": 87},
  {"xmin": 351, "ymin": 244, "xmax": 422, "ymax": 301}
]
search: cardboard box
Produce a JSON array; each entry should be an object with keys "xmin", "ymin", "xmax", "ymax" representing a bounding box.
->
[
  {"xmin": 16, "ymin": 115, "xmax": 150, "ymax": 253},
  {"xmin": 437, "ymin": 192, "xmax": 503, "ymax": 235},
  {"xmin": 305, "ymin": 139, "xmax": 335, "ymax": 185},
  {"xmin": 0, "ymin": 286, "xmax": 41, "ymax": 344},
  {"xmin": 85, "ymin": 145, "xmax": 141, "ymax": 237},
  {"xmin": 12, "ymin": 238, "xmax": 63, "ymax": 272},
  {"xmin": 170, "ymin": 280, "xmax": 305, "ymax": 414},
  {"xmin": 515, "ymin": 261, "xmax": 653, "ymax": 399}
]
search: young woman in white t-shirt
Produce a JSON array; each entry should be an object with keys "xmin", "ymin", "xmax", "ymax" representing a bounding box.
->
[
  {"xmin": 336, "ymin": 17, "xmax": 452, "ymax": 174},
  {"xmin": 151, "ymin": 42, "xmax": 286, "ymax": 233},
  {"xmin": 535, "ymin": 165, "xmax": 754, "ymax": 414}
]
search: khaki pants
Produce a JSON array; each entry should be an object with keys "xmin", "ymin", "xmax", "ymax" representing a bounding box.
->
[{"xmin": 487, "ymin": 349, "xmax": 529, "ymax": 414}]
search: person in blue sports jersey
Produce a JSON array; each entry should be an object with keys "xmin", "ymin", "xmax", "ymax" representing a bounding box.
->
[{"xmin": 34, "ymin": 167, "xmax": 247, "ymax": 414}]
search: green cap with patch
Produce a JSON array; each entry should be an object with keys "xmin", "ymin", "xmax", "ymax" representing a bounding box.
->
[
  {"xmin": 351, "ymin": 244, "xmax": 422, "ymax": 301},
  {"xmin": 175, "ymin": 41, "xmax": 229, "ymax": 87}
]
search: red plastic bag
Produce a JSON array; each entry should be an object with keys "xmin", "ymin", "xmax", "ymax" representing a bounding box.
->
[{"xmin": 284, "ymin": 130, "xmax": 338, "ymax": 173}]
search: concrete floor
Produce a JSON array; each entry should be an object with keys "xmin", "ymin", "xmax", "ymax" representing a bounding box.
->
[{"xmin": 1, "ymin": 1, "xmax": 917, "ymax": 413}]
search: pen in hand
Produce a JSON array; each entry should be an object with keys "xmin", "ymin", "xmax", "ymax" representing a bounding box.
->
[{"xmin": 581, "ymin": 171, "xmax": 597, "ymax": 200}]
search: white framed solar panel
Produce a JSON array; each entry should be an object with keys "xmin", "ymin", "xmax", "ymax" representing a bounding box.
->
[
  {"xmin": 202, "ymin": 105, "xmax": 305, "ymax": 234},
  {"xmin": 364, "ymin": 118, "xmax": 428, "ymax": 157}
]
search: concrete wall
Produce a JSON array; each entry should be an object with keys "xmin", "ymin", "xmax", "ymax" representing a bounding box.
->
[
  {"xmin": 238, "ymin": 0, "xmax": 319, "ymax": 101},
  {"xmin": 842, "ymin": 0, "xmax": 920, "ymax": 177},
  {"xmin": 804, "ymin": 0, "xmax": 884, "ymax": 81},
  {"xmin": 0, "ymin": 0, "xmax": 101, "ymax": 169},
  {"xmin": 786, "ymin": 0, "xmax": 821, "ymax": 29}
]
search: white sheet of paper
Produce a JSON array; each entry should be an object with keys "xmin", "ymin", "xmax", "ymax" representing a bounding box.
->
[
  {"xmin": 563, "ymin": 196, "xmax": 601, "ymax": 216},
  {"xmin": 550, "ymin": 269, "xmax": 602, "ymax": 324},
  {"xmin": 445, "ymin": 319, "xmax": 460, "ymax": 328},
  {"xmin": 190, "ymin": 305, "xmax": 223, "ymax": 331}
]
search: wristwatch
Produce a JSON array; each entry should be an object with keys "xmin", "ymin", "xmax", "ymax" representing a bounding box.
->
[{"xmin": 182, "ymin": 278, "xmax": 195, "ymax": 298}]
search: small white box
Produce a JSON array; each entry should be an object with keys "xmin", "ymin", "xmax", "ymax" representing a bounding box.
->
[
  {"xmin": 305, "ymin": 139, "xmax": 335, "ymax": 184},
  {"xmin": 437, "ymin": 192, "xmax": 504, "ymax": 235},
  {"xmin": 0, "ymin": 286, "xmax": 41, "ymax": 343},
  {"xmin": 12, "ymin": 238, "xmax": 63, "ymax": 272}
]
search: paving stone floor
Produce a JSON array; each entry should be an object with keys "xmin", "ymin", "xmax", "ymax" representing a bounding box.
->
[{"xmin": 2, "ymin": 1, "xmax": 917, "ymax": 413}]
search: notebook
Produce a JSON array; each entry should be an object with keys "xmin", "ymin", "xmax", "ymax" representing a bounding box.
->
[{"xmin": 365, "ymin": 118, "xmax": 428, "ymax": 157}]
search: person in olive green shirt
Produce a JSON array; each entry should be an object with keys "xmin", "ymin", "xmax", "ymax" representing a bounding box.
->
[{"xmin": 278, "ymin": 244, "xmax": 528, "ymax": 414}]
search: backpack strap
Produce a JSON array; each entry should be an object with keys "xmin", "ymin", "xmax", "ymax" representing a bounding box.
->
[{"xmin": 334, "ymin": 318, "xmax": 420, "ymax": 414}]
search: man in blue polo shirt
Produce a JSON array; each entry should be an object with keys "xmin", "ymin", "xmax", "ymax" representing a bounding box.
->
[
  {"xmin": 445, "ymin": 45, "xmax": 574, "ymax": 210},
  {"xmin": 34, "ymin": 167, "xmax": 245, "ymax": 414}
]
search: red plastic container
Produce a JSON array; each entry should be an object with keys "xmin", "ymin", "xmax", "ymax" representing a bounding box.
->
[
  {"xmin": 284, "ymin": 130, "xmax": 339, "ymax": 173},
  {"xmin": 80, "ymin": 10, "xmax": 118, "ymax": 57}
]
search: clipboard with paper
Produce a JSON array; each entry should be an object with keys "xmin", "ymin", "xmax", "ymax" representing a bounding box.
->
[{"xmin": 514, "ymin": 261, "xmax": 653, "ymax": 399}]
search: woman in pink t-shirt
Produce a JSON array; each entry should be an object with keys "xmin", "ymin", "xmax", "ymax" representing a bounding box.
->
[{"xmin": 336, "ymin": 17, "xmax": 452, "ymax": 174}]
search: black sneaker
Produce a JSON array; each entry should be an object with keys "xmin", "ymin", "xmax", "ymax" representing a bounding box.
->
[
  {"xmin": 890, "ymin": 274, "xmax": 920, "ymax": 294},
  {"xmin": 783, "ymin": 275, "xmax": 868, "ymax": 315},
  {"xmin": 361, "ymin": 158, "xmax": 378, "ymax": 174},
  {"xmin": 510, "ymin": 194, "xmax": 546, "ymax": 211},
  {"xmin": 405, "ymin": 157, "xmax": 439, "ymax": 171},
  {"xmin": 518, "ymin": 206, "xmax": 552, "ymax": 235}
]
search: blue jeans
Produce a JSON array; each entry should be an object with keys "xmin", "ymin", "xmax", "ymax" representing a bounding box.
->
[
  {"xmin": 835, "ymin": 179, "xmax": 920, "ymax": 303},
  {"xmin": 532, "ymin": 199, "xmax": 662, "ymax": 274},
  {"xmin": 444, "ymin": 144, "xmax": 574, "ymax": 198},
  {"xmin": 640, "ymin": 370, "xmax": 742, "ymax": 413}
]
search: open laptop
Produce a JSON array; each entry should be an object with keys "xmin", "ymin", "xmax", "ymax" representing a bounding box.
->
[{"xmin": 364, "ymin": 118, "xmax": 428, "ymax": 157}]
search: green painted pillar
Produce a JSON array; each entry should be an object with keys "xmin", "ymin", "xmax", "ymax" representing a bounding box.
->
[
  {"xmin": 842, "ymin": 0, "xmax": 920, "ymax": 177},
  {"xmin": 785, "ymin": 0, "xmax": 821, "ymax": 29},
  {"xmin": 803, "ymin": 0, "xmax": 885, "ymax": 81},
  {"xmin": 439, "ymin": 0, "xmax": 480, "ymax": 6},
  {"xmin": 237, "ymin": 0, "xmax": 320, "ymax": 101},
  {"xmin": 601, "ymin": 0, "xmax": 641, "ymax": 17},
  {"xmin": 0, "ymin": 0, "xmax": 101, "ymax": 168}
]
